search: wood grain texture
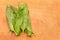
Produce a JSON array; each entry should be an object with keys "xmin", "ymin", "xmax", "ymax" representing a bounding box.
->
[{"xmin": 0, "ymin": 0, "xmax": 60, "ymax": 40}]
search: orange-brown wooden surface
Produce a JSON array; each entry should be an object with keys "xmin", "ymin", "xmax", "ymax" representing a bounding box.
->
[{"xmin": 0, "ymin": 0, "xmax": 60, "ymax": 40}]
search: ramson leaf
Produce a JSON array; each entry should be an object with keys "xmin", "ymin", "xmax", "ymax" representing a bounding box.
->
[
  {"xmin": 23, "ymin": 4, "xmax": 33, "ymax": 36},
  {"xmin": 6, "ymin": 6, "xmax": 14, "ymax": 31},
  {"xmin": 18, "ymin": 4, "xmax": 29, "ymax": 32},
  {"xmin": 10, "ymin": 6, "xmax": 22, "ymax": 35}
]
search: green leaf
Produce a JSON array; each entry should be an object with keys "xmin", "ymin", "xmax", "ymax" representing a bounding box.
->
[
  {"xmin": 25, "ymin": 15, "xmax": 33, "ymax": 36},
  {"xmin": 14, "ymin": 18, "xmax": 22, "ymax": 35},
  {"xmin": 18, "ymin": 4, "xmax": 33, "ymax": 36},
  {"xmin": 19, "ymin": 3, "xmax": 33, "ymax": 36},
  {"xmin": 6, "ymin": 6, "xmax": 14, "ymax": 31},
  {"xmin": 10, "ymin": 6, "xmax": 22, "ymax": 35},
  {"xmin": 18, "ymin": 4, "xmax": 29, "ymax": 32},
  {"xmin": 23, "ymin": 4, "xmax": 33, "ymax": 36}
]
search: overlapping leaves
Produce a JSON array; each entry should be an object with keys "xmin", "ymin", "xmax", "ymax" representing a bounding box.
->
[{"xmin": 6, "ymin": 3, "xmax": 33, "ymax": 36}]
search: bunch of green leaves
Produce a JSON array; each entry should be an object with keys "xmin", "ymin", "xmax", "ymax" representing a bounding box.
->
[{"xmin": 6, "ymin": 3, "xmax": 33, "ymax": 36}]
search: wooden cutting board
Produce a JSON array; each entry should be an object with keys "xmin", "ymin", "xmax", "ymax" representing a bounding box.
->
[{"xmin": 0, "ymin": 0, "xmax": 60, "ymax": 40}]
